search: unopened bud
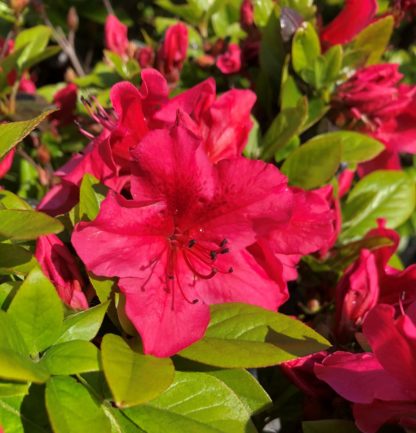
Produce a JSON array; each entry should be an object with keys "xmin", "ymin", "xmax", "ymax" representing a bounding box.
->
[
  {"xmin": 10, "ymin": 0, "xmax": 29, "ymax": 14},
  {"xmin": 67, "ymin": 7, "xmax": 79, "ymax": 32},
  {"xmin": 64, "ymin": 67, "xmax": 77, "ymax": 82}
]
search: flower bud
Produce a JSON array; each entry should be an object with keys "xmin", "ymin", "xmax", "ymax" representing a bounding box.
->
[
  {"xmin": 67, "ymin": 6, "xmax": 79, "ymax": 32},
  {"xmin": 10, "ymin": 0, "xmax": 29, "ymax": 14}
]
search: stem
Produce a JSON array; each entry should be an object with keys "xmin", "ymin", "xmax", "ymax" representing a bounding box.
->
[
  {"xmin": 42, "ymin": 14, "xmax": 85, "ymax": 76},
  {"xmin": 102, "ymin": 0, "xmax": 115, "ymax": 15}
]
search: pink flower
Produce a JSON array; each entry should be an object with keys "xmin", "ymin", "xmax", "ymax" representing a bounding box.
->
[
  {"xmin": 136, "ymin": 46, "xmax": 154, "ymax": 68},
  {"xmin": 333, "ymin": 219, "xmax": 416, "ymax": 342},
  {"xmin": 72, "ymin": 123, "xmax": 290, "ymax": 357},
  {"xmin": 152, "ymin": 76, "xmax": 256, "ymax": 163},
  {"xmin": 216, "ymin": 44, "xmax": 242, "ymax": 75},
  {"xmin": 335, "ymin": 64, "xmax": 416, "ymax": 173},
  {"xmin": 38, "ymin": 69, "xmax": 165, "ymax": 216},
  {"xmin": 36, "ymin": 234, "xmax": 88, "ymax": 309},
  {"xmin": 105, "ymin": 15, "xmax": 128, "ymax": 57},
  {"xmin": 281, "ymin": 351, "xmax": 332, "ymax": 398},
  {"xmin": 320, "ymin": 0, "xmax": 378, "ymax": 48},
  {"xmin": 240, "ymin": 0, "xmax": 254, "ymax": 30},
  {"xmin": 0, "ymin": 148, "xmax": 15, "ymax": 179},
  {"xmin": 315, "ymin": 302, "xmax": 416, "ymax": 433},
  {"xmin": 334, "ymin": 249, "xmax": 379, "ymax": 342},
  {"xmin": 157, "ymin": 23, "xmax": 188, "ymax": 83},
  {"xmin": 50, "ymin": 83, "xmax": 78, "ymax": 127}
]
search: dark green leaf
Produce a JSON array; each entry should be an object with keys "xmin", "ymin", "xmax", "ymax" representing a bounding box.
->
[
  {"xmin": 303, "ymin": 420, "xmax": 360, "ymax": 433},
  {"xmin": 261, "ymin": 97, "xmax": 308, "ymax": 160},
  {"xmin": 0, "ymin": 244, "xmax": 37, "ymax": 276}
]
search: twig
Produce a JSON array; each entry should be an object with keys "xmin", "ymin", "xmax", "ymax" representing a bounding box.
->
[
  {"xmin": 102, "ymin": 0, "xmax": 115, "ymax": 15},
  {"xmin": 42, "ymin": 14, "xmax": 85, "ymax": 76}
]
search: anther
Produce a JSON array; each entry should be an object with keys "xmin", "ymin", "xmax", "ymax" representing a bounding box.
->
[
  {"xmin": 228, "ymin": 267, "xmax": 234, "ymax": 273},
  {"xmin": 188, "ymin": 239, "xmax": 196, "ymax": 248},
  {"xmin": 220, "ymin": 248, "xmax": 229, "ymax": 254},
  {"xmin": 210, "ymin": 251, "xmax": 217, "ymax": 260},
  {"xmin": 220, "ymin": 239, "xmax": 228, "ymax": 248}
]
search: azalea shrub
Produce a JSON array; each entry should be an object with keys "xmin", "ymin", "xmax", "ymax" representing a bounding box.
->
[{"xmin": 1, "ymin": 0, "xmax": 416, "ymax": 432}]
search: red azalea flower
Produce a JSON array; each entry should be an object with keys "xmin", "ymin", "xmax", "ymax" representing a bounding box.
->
[
  {"xmin": 50, "ymin": 83, "xmax": 78, "ymax": 127},
  {"xmin": 315, "ymin": 302, "xmax": 416, "ymax": 433},
  {"xmin": 152, "ymin": 76, "xmax": 256, "ymax": 163},
  {"xmin": 136, "ymin": 46, "xmax": 155, "ymax": 68},
  {"xmin": 72, "ymin": 123, "xmax": 290, "ymax": 357},
  {"xmin": 335, "ymin": 64, "xmax": 416, "ymax": 173},
  {"xmin": 0, "ymin": 148, "xmax": 15, "ymax": 179},
  {"xmin": 216, "ymin": 43, "xmax": 242, "ymax": 74},
  {"xmin": 320, "ymin": 0, "xmax": 377, "ymax": 48},
  {"xmin": 240, "ymin": 0, "xmax": 254, "ymax": 30},
  {"xmin": 334, "ymin": 220, "xmax": 416, "ymax": 341},
  {"xmin": 36, "ymin": 234, "xmax": 88, "ymax": 309},
  {"xmin": 105, "ymin": 15, "xmax": 129, "ymax": 57},
  {"xmin": 157, "ymin": 22, "xmax": 188, "ymax": 83}
]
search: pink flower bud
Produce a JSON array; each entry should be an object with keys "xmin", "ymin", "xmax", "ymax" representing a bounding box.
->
[
  {"xmin": 216, "ymin": 44, "xmax": 242, "ymax": 75},
  {"xmin": 105, "ymin": 15, "xmax": 129, "ymax": 57},
  {"xmin": 35, "ymin": 234, "xmax": 88, "ymax": 310}
]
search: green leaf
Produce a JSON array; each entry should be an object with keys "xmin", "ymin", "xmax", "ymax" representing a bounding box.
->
[
  {"xmin": 253, "ymin": 0, "xmax": 274, "ymax": 26},
  {"xmin": 0, "ymin": 109, "xmax": 57, "ymax": 159},
  {"xmin": 0, "ymin": 382, "xmax": 29, "ymax": 398},
  {"xmin": 207, "ymin": 369, "xmax": 271, "ymax": 415},
  {"xmin": 15, "ymin": 25, "xmax": 52, "ymax": 70},
  {"xmin": 322, "ymin": 44, "xmax": 343, "ymax": 83},
  {"xmin": 89, "ymin": 274, "xmax": 115, "ymax": 302},
  {"xmin": 0, "ymin": 190, "xmax": 32, "ymax": 210},
  {"xmin": 281, "ymin": 137, "xmax": 342, "ymax": 189},
  {"xmin": 56, "ymin": 302, "xmax": 109, "ymax": 344},
  {"xmin": 0, "ymin": 313, "xmax": 49, "ymax": 383},
  {"xmin": 306, "ymin": 131, "xmax": 384, "ymax": 166},
  {"xmin": 79, "ymin": 174, "xmax": 108, "ymax": 221},
  {"xmin": 101, "ymin": 334, "xmax": 175, "ymax": 408},
  {"xmin": 0, "ymin": 281, "xmax": 19, "ymax": 310},
  {"xmin": 352, "ymin": 15, "xmax": 394, "ymax": 66},
  {"xmin": 8, "ymin": 268, "xmax": 64, "ymax": 355},
  {"xmin": 0, "ymin": 349, "xmax": 50, "ymax": 384},
  {"xmin": 292, "ymin": 22, "xmax": 321, "ymax": 85},
  {"xmin": 124, "ymin": 371, "xmax": 257, "ymax": 433},
  {"xmin": 179, "ymin": 303, "xmax": 330, "ymax": 368},
  {"xmin": 0, "ymin": 209, "xmax": 63, "ymax": 241},
  {"xmin": 0, "ymin": 244, "xmax": 37, "ymax": 276},
  {"xmin": 0, "ymin": 389, "xmax": 51, "ymax": 433},
  {"xmin": 303, "ymin": 420, "xmax": 360, "ymax": 433},
  {"xmin": 259, "ymin": 6, "xmax": 284, "ymax": 112},
  {"xmin": 260, "ymin": 97, "xmax": 308, "ymax": 160},
  {"xmin": 104, "ymin": 407, "xmax": 145, "ymax": 433},
  {"xmin": 41, "ymin": 341, "xmax": 100, "ymax": 375},
  {"xmin": 46, "ymin": 376, "xmax": 112, "ymax": 433},
  {"xmin": 104, "ymin": 51, "xmax": 141, "ymax": 80},
  {"xmin": 342, "ymin": 170, "xmax": 416, "ymax": 240}
]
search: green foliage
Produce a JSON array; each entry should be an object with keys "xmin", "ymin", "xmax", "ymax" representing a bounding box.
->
[
  {"xmin": 179, "ymin": 303, "xmax": 330, "ymax": 368},
  {"xmin": 124, "ymin": 371, "xmax": 258, "ymax": 433},
  {"xmin": 101, "ymin": 334, "xmax": 175, "ymax": 408},
  {"xmin": 0, "ymin": 109, "xmax": 57, "ymax": 159},
  {"xmin": 45, "ymin": 376, "xmax": 112, "ymax": 433},
  {"xmin": 342, "ymin": 170, "xmax": 416, "ymax": 241}
]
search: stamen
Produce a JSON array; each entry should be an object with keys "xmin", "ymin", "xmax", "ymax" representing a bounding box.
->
[{"xmin": 188, "ymin": 239, "xmax": 196, "ymax": 248}]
